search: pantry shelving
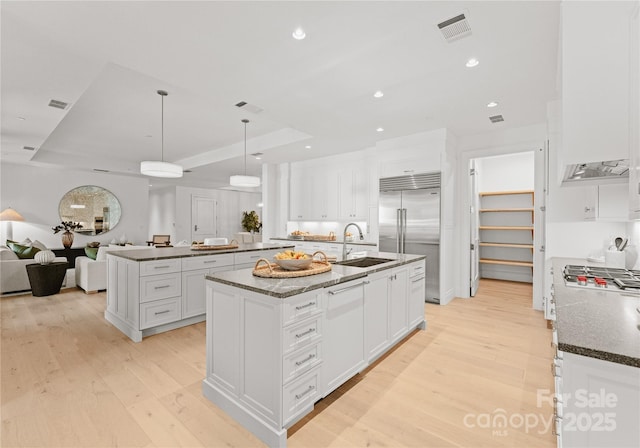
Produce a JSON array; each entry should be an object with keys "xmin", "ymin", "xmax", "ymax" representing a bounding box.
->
[{"xmin": 478, "ymin": 190, "xmax": 534, "ymax": 282}]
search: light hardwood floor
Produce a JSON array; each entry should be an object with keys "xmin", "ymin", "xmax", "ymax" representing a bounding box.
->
[{"xmin": 1, "ymin": 280, "xmax": 554, "ymax": 447}]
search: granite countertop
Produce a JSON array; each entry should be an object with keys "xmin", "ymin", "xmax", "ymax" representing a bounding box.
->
[
  {"xmin": 105, "ymin": 242, "xmax": 295, "ymax": 262},
  {"xmin": 206, "ymin": 251, "xmax": 425, "ymax": 299},
  {"xmin": 270, "ymin": 237, "xmax": 377, "ymax": 246},
  {"xmin": 552, "ymin": 257, "xmax": 640, "ymax": 368}
]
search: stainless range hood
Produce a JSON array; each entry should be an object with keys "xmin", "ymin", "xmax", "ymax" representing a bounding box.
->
[{"xmin": 563, "ymin": 159, "xmax": 629, "ymax": 183}]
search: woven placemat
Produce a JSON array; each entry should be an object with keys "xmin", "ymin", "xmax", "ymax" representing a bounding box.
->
[{"xmin": 252, "ymin": 251, "xmax": 331, "ymax": 278}]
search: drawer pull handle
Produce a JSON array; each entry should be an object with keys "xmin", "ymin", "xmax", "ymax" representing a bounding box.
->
[
  {"xmin": 295, "ymin": 354, "xmax": 316, "ymax": 366},
  {"xmin": 295, "ymin": 385, "xmax": 315, "ymax": 400},
  {"xmin": 154, "ymin": 265, "xmax": 171, "ymax": 269},
  {"xmin": 411, "ymin": 275, "xmax": 425, "ymax": 282},
  {"xmin": 154, "ymin": 310, "xmax": 171, "ymax": 315},
  {"xmin": 295, "ymin": 302, "xmax": 316, "ymax": 311},
  {"xmin": 328, "ymin": 282, "xmax": 366, "ymax": 295},
  {"xmin": 295, "ymin": 328, "xmax": 316, "ymax": 339},
  {"xmin": 204, "ymin": 260, "xmax": 217, "ymax": 264},
  {"xmin": 154, "ymin": 285, "xmax": 170, "ymax": 289}
]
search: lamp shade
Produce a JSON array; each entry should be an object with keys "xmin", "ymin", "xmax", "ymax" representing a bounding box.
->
[
  {"xmin": 140, "ymin": 161, "xmax": 183, "ymax": 178},
  {"xmin": 229, "ymin": 175, "xmax": 261, "ymax": 188},
  {"xmin": 0, "ymin": 207, "xmax": 25, "ymax": 222}
]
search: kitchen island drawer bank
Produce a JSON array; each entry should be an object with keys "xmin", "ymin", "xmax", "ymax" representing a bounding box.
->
[
  {"xmin": 105, "ymin": 243, "xmax": 294, "ymax": 342},
  {"xmin": 203, "ymin": 251, "xmax": 426, "ymax": 448},
  {"xmin": 551, "ymin": 258, "xmax": 640, "ymax": 448}
]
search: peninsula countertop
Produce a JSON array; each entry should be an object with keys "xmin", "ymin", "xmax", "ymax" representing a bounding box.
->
[
  {"xmin": 104, "ymin": 242, "xmax": 295, "ymax": 262},
  {"xmin": 206, "ymin": 251, "xmax": 425, "ymax": 299},
  {"xmin": 552, "ymin": 257, "xmax": 640, "ymax": 367}
]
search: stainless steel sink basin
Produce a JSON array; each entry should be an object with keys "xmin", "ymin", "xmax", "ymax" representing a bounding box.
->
[{"xmin": 334, "ymin": 257, "xmax": 395, "ymax": 268}]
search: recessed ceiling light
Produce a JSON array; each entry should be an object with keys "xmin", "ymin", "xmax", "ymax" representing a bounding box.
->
[
  {"xmin": 465, "ymin": 58, "xmax": 479, "ymax": 68},
  {"xmin": 487, "ymin": 101, "xmax": 498, "ymax": 108},
  {"xmin": 292, "ymin": 27, "xmax": 306, "ymax": 40},
  {"xmin": 16, "ymin": 116, "xmax": 26, "ymax": 121},
  {"xmin": 376, "ymin": 127, "xmax": 384, "ymax": 132},
  {"xmin": 373, "ymin": 91, "xmax": 384, "ymax": 98},
  {"xmin": 305, "ymin": 145, "xmax": 311, "ymax": 149}
]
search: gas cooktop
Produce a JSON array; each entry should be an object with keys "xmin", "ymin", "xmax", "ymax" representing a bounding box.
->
[{"xmin": 563, "ymin": 265, "xmax": 640, "ymax": 293}]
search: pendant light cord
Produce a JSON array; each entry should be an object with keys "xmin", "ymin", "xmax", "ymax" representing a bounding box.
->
[
  {"xmin": 242, "ymin": 119, "xmax": 249, "ymax": 176},
  {"xmin": 161, "ymin": 93, "xmax": 164, "ymax": 162}
]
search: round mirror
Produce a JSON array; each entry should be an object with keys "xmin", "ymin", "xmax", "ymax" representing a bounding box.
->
[{"xmin": 58, "ymin": 185, "xmax": 122, "ymax": 236}]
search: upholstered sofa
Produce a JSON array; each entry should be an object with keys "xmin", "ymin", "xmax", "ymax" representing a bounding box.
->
[
  {"xmin": 75, "ymin": 245, "xmax": 148, "ymax": 293},
  {"xmin": 0, "ymin": 245, "xmax": 67, "ymax": 294}
]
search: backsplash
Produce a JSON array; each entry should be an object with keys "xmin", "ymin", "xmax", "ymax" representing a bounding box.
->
[{"xmin": 286, "ymin": 221, "xmax": 369, "ymax": 240}]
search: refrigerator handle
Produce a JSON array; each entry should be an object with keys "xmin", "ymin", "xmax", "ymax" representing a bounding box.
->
[
  {"xmin": 402, "ymin": 208, "xmax": 407, "ymax": 253},
  {"xmin": 396, "ymin": 208, "xmax": 402, "ymax": 253}
]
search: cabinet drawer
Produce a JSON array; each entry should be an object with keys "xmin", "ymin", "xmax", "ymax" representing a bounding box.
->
[
  {"xmin": 409, "ymin": 261, "xmax": 425, "ymax": 277},
  {"xmin": 182, "ymin": 254, "xmax": 234, "ymax": 271},
  {"xmin": 283, "ymin": 342, "xmax": 322, "ymax": 385},
  {"xmin": 282, "ymin": 315, "xmax": 321, "ymax": 354},
  {"xmin": 234, "ymin": 250, "xmax": 277, "ymax": 266},
  {"xmin": 140, "ymin": 297, "xmax": 181, "ymax": 329},
  {"xmin": 140, "ymin": 273, "xmax": 181, "ymax": 303},
  {"xmin": 139, "ymin": 258, "xmax": 181, "ymax": 276},
  {"xmin": 282, "ymin": 366, "xmax": 321, "ymax": 426},
  {"xmin": 282, "ymin": 293, "xmax": 321, "ymax": 327}
]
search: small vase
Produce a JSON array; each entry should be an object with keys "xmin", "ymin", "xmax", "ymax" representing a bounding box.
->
[{"xmin": 61, "ymin": 231, "xmax": 73, "ymax": 249}]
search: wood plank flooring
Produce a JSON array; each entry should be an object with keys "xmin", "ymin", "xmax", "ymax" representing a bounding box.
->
[{"xmin": 1, "ymin": 280, "xmax": 554, "ymax": 447}]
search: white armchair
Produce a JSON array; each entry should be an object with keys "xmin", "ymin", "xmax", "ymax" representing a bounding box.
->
[{"xmin": 75, "ymin": 245, "xmax": 148, "ymax": 293}]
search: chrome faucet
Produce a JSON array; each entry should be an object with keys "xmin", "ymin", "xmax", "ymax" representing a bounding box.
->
[{"xmin": 342, "ymin": 222, "xmax": 364, "ymax": 260}]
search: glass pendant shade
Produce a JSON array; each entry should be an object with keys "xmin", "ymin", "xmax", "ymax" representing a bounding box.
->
[
  {"xmin": 229, "ymin": 175, "xmax": 261, "ymax": 187},
  {"xmin": 230, "ymin": 118, "xmax": 261, "ymax": 188},
  {"xmin": 140, "ymin": 161, "xmax": 183, "ymax": 178}
]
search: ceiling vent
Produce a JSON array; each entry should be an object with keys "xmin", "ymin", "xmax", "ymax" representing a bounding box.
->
[
  {"xmin": 48, "ymin": 99, "xmax": 70, "ymax": 110},
  {"xmin": 22, "ymin": 146, "xmax": 35, "ymax": 151},
  {"xmin": 437, "ymin": 13, "xmax": 472, "ymax": 43},
  {"xmin": 489, "ymin": 115, "xmax": 505, "ymax": 123},
  {"xmin": 235, "ymin": 101, "xmax": 263, "ymax": 114}
]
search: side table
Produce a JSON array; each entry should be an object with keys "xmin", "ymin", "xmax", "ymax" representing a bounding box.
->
[{"xmin": 26, "ymin": 262, "xmax": 69, "ymax": 297}]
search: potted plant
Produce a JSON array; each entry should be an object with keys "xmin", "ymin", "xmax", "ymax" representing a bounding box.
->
[
  {"xmin": 52, "ymin": 221, "xmax": 83, "ymax": 248},
  {"xmin": 241, "ymin": 211, "xmax": 261, "ymax": 234}
]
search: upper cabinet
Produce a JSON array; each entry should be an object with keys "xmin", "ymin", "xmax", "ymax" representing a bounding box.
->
[
  {"xmin": 338, "ymin": 167, "xmax": 367, "ymax": 220},
  {"xmin": 560, "ymin": 2, "xmax": 634, "ymax": 169}
]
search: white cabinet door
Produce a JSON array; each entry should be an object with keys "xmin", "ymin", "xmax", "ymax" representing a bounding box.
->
[
  {"xmin": 364, "ymin": 272, "xmax": 389, "ymax": 362},
  {"xmin": 323, "ymin": 279, "xmax": 366, "ymax": 396},
  {"xmin": 630, "ymin": 5, "xmax": 640, "ymax": 219},
  {"xmin": 582, "ymin": 187, "xmax": 598, "ymax": 221},
  {"xmin": 598, "ymin": 184, "xmax": 628, "ymax": 221},
  {"xmin": 388, "ymin": 267, "xmax": 408, "ymax": 343},
  {"xmin": 290, "ymin": 172, "xmax": 309, "ymax": 220},
  {"xmin": 408, "ymin": 266, "xmax": 426, "ymax": 328},
  {"xmin": 338, "ymin": 167, "xmax": 367, "ymax": 219},
  {"xmin": 182, "ymin": 268, "xmax": 208, "ymax": 319},
  {"xmin": 312, "ymin": 170, "xmax": 338, "ymax": 220}
]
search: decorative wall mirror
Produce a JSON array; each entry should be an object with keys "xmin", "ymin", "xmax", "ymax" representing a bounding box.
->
[{"xmin": 58, "ymin": 185, "xmax": 122, "ymax": 236}]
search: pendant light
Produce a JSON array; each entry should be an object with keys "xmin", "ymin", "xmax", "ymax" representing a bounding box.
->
[
  {"xmin": 230, "ymin": 119, "xmax": 261, "ymax": 187},
  {"xmin": 140, "ymin": 90, "xmax": 183, "ymax": 178}
]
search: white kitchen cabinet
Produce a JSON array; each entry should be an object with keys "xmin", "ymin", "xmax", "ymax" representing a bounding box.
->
[
  {"xmin": 408, "ymin": 262, "xmax": 426, "ymax": 328},
  {"xmin": 290, "ymin": 171, "xmax": 309, "ymax": 220},
  {"xmin": 234, "ymin": 249, "xmax": 280, "ymax": 269},
  {"xmin": 561, "ymin": 1, "xmax": 634, "ymax": 167},
  {"xmin": 559, "ymin": 352, "xmax": 640, "ymax": 448},
  {"xmin": 290, "ymin": 167, "xmax": 338, "ymax": 221},
  {"xmin": 338, "ymin": 167, "xmax": 367, "ymax": 219},
  {"xmin": 322, "ymin": 278, "xmax": 367, "ymax": 396},
  {"xmin": 364, "ymin": 271, "xmax": 390, "ymax": 362},
  {"xmin": 388, "ymin": 267, "xmax": 409, "ymax": 343},
  {"xmin": 582, "ymin": 184, "xmax": 628, "ymax": 222}
]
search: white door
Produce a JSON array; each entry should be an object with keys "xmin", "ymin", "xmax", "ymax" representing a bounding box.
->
[
  {"xmin": 192, "ymin": 195, "xmax": 216, "ymax": 242},
  {"xmin": 533, "ymin": 144, "xmax": 547, "ymax": 310},
  {"xmin": 469, "ymin": 160, "xmax": 480, "ymax": 296}
]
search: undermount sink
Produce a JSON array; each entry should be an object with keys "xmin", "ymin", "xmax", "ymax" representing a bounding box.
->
[{"xmin": 334, "ymin": 257, "xmax": 395, "ymax": 268}]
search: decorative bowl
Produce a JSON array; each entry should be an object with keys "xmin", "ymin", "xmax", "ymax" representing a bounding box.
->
[{"xmin": 273, "ymin": 256, "xmax": 313, "ymax": 271}]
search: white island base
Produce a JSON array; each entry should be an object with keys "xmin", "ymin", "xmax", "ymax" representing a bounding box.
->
[{"xmin": 202, "ymin": 255, "xmax": 426, "ymax": 447}]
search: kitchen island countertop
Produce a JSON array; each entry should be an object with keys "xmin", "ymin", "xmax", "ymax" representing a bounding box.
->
[
  {"xmin": 104, "ymin": 242, "xmax": 295, "ymax": 262},
  {"xmin": 552, "ymin": 257, "xmax": 640, "ymax": 367},
  {"xmin": 206, "ymin": 251, "xmax": 425, "ymax": 299}
]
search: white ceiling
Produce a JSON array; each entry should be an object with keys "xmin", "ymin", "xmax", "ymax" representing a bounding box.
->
[{"xmin": 1, "ymin": 1, "xmax": 560, "ymax": 190}]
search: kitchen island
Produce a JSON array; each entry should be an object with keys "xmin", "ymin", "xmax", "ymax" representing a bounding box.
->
[
  {"xmin": 105, "ymin": 242, "xmax": 294, "ymax": 342},
  {"xmin": 203, "ymin": 251, "xmax": 426, "ymax": 447},
  {"xmin": 550, "ymin": 258, "xmax": 640, "ymax": 448}
]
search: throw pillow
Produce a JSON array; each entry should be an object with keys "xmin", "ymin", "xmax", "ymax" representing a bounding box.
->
[
  {"xmin": 0, "ymin": 246, "xmax": 19, "ymax": 260},
  {"xmin": 7, "ymin": 241, "xmax": 41, "ymax": 259},
  {"xmin": 84, "ymin": 246, "xmax": 99, "ymax": 260},
  {"xmin": 31, "ymin": 240, "xmax": 47, "ymax": 251}
]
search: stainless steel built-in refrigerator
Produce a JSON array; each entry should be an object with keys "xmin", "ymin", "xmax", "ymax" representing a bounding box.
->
[{"xmin": 379, "ymin": 172, "xmax": 440, "ymax": 303}]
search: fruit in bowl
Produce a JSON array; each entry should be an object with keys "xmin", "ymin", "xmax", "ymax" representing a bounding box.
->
[{"xmin": 274, "ymin": 250, "xmax": 313, "ymax": 270}]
